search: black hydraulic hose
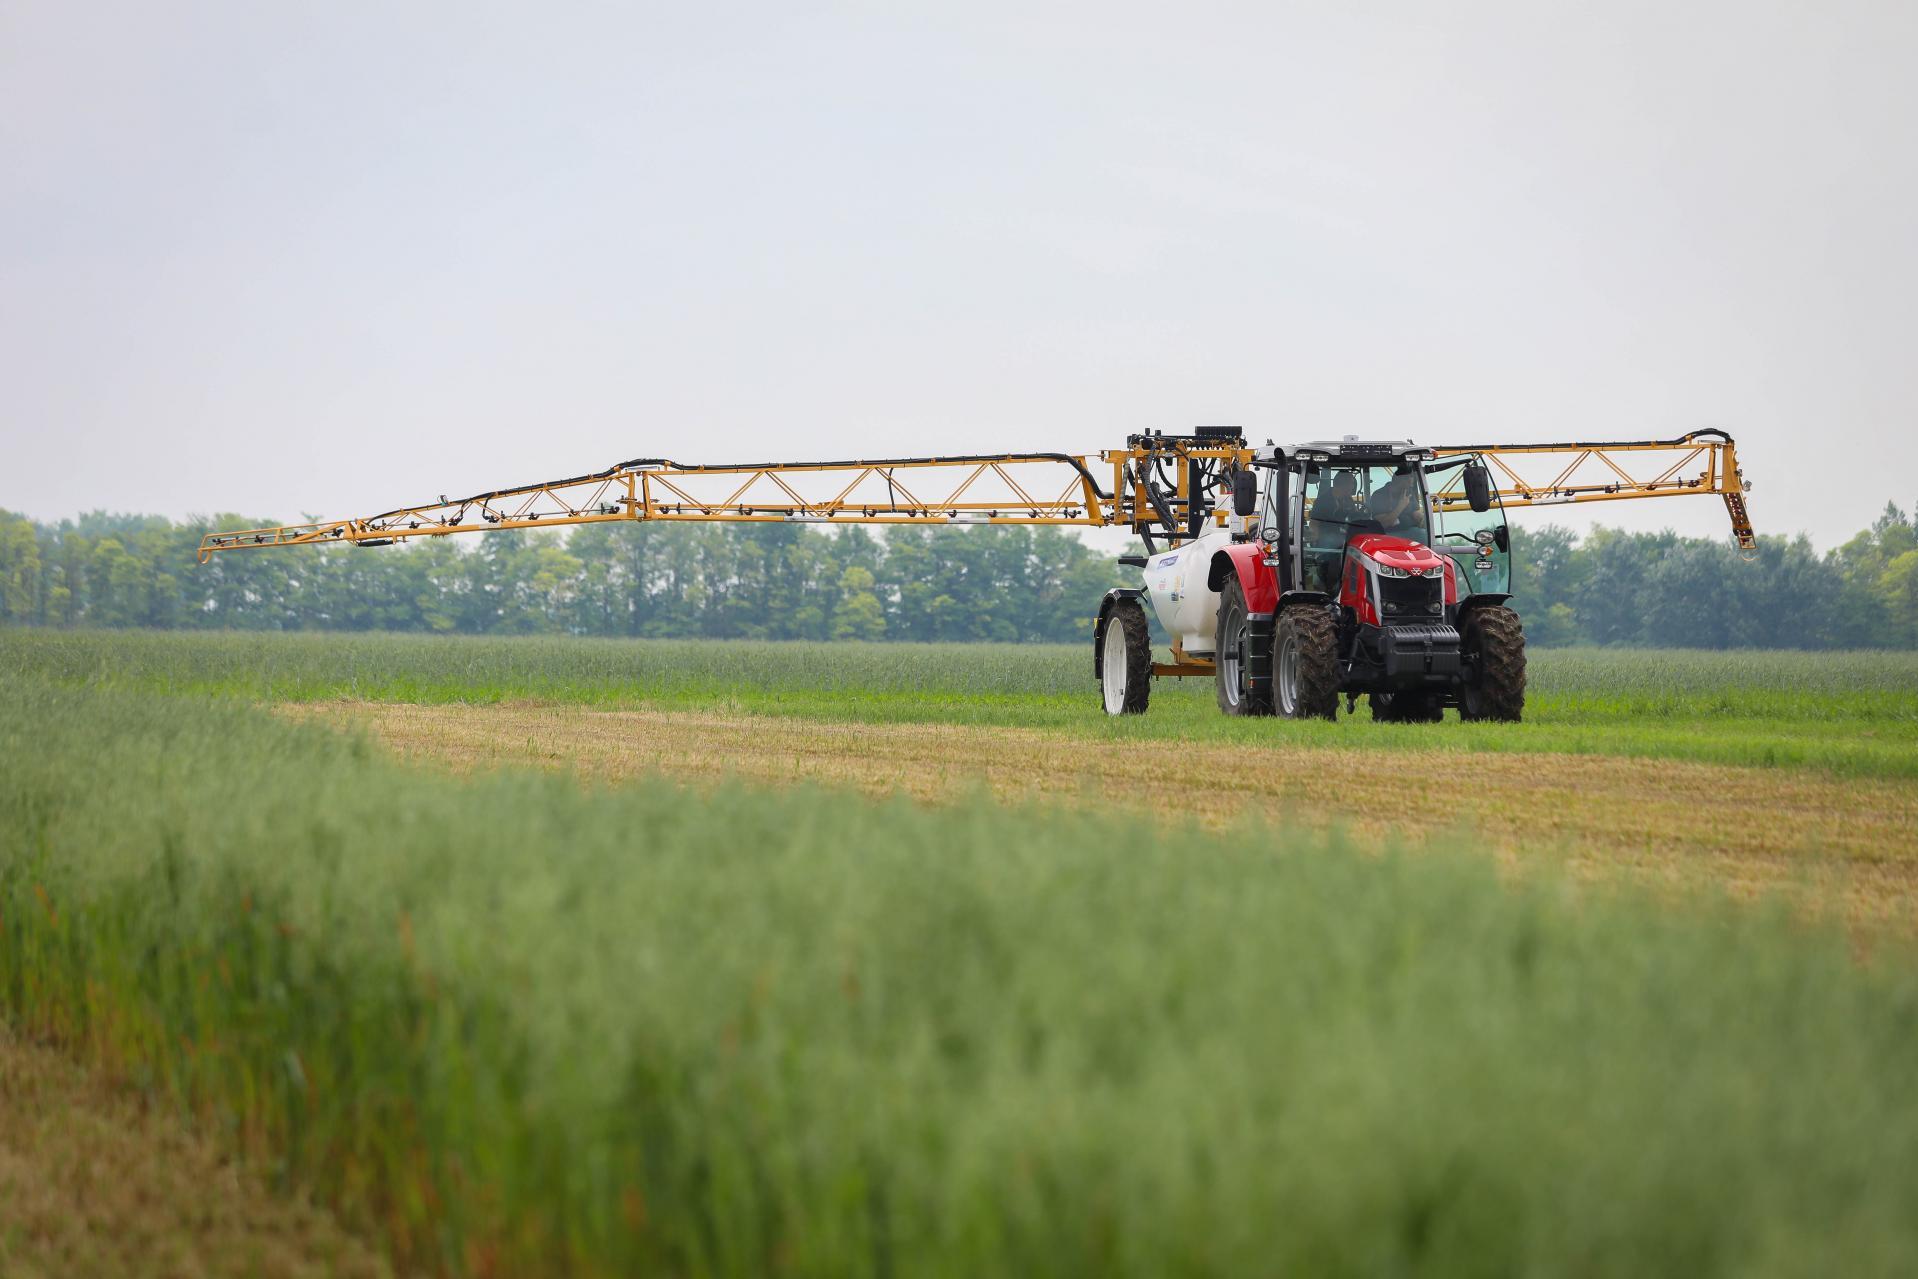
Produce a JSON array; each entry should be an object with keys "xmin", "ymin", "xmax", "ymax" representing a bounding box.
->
[
  {"xmin": 1430, "ymin": 429, "xmax": 1735, "ymax": 452},
  {"xmin": 366, "ymin": 459, "xmax": 637, "ymax": 523}
]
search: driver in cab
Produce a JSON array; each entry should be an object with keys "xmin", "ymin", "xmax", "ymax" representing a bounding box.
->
[
  {"xmin": 1370, "ymin": 471, "xmax": 1425, "ymax": 542},
  {"xmin": 1311, "ymin": 471, "xmax": 1361, "ymax": 524},
  {"xmin": 1307, "ymin": 470, "xmax": 1361, "ymax": 592}
]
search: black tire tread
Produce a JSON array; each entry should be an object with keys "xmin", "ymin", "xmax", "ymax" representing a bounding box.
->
[
  {"xmin": 1214, "ymin": 578, "xmax": 1273, "ymax": 717},
  {"xmin": 1277, "ymin": 605, "xmax": 1339, "ymax": 720},
  {"xmin": 1460, "ymin": 605, "xmax": 1526, "ymax": 722}
]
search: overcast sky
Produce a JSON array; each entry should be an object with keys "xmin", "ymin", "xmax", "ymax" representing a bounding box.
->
[{"xmin": 3, "ymin": 0, "xmax": 1913, "ymax": 549}]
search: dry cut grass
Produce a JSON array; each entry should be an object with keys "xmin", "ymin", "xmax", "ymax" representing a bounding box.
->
[{"xmin": 287, "ymin": 701, "xmax": 1918, "ymax": 934}]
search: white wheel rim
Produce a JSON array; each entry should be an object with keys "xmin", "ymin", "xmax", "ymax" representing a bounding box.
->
[
  {"xmin": 1220, "ymin": 603, "xmax": 1244, "ymax": 707},
  {"xmin": 1102, "ymin": 617, "xmax": 1128, "ymax": 713},
  {"xmin": 1277, "ymin": 632, "xmax": 1299, "ymax": 716}
]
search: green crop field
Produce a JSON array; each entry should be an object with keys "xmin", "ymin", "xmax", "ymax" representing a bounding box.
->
[{"xmin": 4, "ymin": 630, "xmax": 1918, "ymax": 1276}]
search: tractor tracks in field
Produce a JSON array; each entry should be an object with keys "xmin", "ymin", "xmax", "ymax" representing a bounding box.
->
[{"xmin": 284, "ymin": 701, "xmax": 1918, "ymax": 932}]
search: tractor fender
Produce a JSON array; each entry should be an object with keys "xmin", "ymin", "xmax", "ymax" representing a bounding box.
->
[
  {"xmin": 1205, "ymin": 544, "xmax": 1278, "ymax": 614},
  {"xmin": 1458, "ymin": 592, "xmax": 1513, "ymax": 616},
  {"xmin": 1093, "ymin": 588, "xmax": 1148, "ymax": 679}
]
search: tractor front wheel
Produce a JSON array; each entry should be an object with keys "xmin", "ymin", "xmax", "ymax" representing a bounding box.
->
[
  {"xmin": 1273, "ymin": 605, "xmax": 1339, "ymax": 720},
  {"xmin": 1459, "ymin": 605, "xmax": 1526, "ymax": 722},
  {"xmin": 1099, "ymin": 597, "xmax": 1152, "ymax": 715},
  {"xmin": 1214, "ymin": 577, "xmax": 1273, "ymax": 716}
]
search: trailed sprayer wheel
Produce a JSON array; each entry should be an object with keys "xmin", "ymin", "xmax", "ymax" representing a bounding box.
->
[{"xmin": 1099, "ymin": 598, "xmax": 1152, "ymax": 715}]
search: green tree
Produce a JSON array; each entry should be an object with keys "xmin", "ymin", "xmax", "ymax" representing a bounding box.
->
[
  {"xmin": 86, "ymin": 538, "xmax": 152, "ymax": 627},
  {"xmin": 1508, "ymin": 524, "xmax": 1583, "ymax": 633},
  {"xmin": 831, "ymin": 566, "xmax": 886, "ymax": 641},
  {"xmin": 1527, "ymin": 603, "xmax": 1580, "ymax": 648},
  {"xmin": 0, "ymin": 515, "xmax": 41, "ymax": 623},
  {"xmin": 1883, "ymin": 550, "xmax": 1918, "ymax": 646}
]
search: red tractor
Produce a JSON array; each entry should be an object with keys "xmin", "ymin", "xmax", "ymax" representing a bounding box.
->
[{"xmin": 1097, "ymin": 436, "xmax": 1533, "ymax": 722}]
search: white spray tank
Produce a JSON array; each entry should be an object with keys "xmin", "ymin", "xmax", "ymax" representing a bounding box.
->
[{"xmin": 1138, "ymin": 464, "xmax": 1261, "ymax": 659}]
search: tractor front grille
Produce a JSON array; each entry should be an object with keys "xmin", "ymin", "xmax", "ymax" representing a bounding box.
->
[{"xmin": 1377, "ymin": 572, "xmax": 1444, "ymax": 620}]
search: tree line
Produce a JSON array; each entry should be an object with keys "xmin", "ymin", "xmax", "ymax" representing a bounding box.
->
[
  {"xmin": 1, "ymin": 505, "xmax": 1915, "ymax": 648},
  {"xmin": 1509, "ymin": 507, "xmax": 1917, "ymax": 649}
]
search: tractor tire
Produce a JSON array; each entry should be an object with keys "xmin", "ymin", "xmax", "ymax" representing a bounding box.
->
[
  {"xmin": 1273, "ymin": 604, "xmax": 1339, "ymax": 720},
  {"xmin": 1214, "ymin": 577, "xmax": 1273, "ymax": 716},
  {"xmin": 1099, "ymin": 597, "xmax": 1152, "ymax": 715},
  {"xmin": 1370, "ymin": 691, "xmax": 1444, "ymax": 723},
  {"xmin": 1459, "ymin": 605, "xmax": 1526, "ymax": 722}
]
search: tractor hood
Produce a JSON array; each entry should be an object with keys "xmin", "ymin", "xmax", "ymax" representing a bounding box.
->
[{"xmin": 1348, "ymin": 534, "xmax": 1446, "ymax": 575}]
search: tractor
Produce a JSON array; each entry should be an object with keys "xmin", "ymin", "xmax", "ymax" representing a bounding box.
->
[{"xmin": 1097, "ymin": 437, "xmax": 1531, "ymax": 722}]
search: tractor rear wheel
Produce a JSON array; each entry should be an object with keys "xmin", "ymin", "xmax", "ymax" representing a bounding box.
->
[
  {"xmin": 1273, "ymin": 604, "xmax": 1339, "ymax": 720},
  {"xmin": 1371, "ymin": 691, "xmax": 1444, "ymax": 723},
  {"xmin": 1214, "ymin": 577, "xmax": 1273, "ymax": 716},
  {"xmin": 1459, "ymin": 605, "xmax": 1526, "ymax": 722},
  {"xmin": 1099, "ymin": 597, "xmax": 1152, "ymax": 715}
]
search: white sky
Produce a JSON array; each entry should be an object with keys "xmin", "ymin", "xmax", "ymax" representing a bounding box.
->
[{"xmin": 3, "ymin": 0, "xmax": 1914, "ymax": 548}]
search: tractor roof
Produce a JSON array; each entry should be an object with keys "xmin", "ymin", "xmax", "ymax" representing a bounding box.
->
[{"xmin": 1289, "ymin": 438, "xmax": 1433, "ymax": 463}]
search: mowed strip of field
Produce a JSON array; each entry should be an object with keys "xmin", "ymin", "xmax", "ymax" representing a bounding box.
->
[
  {"xmin": 0, "ymin": 1024, "xmax": 389, "ymax": 1279},
  {"xmin": 289, "ymin": 701, "xmax": 1918, "ymax": 932},
  {"xmin": 15, "ymin": 632, "xmax": 1918, "ymax": 780}
]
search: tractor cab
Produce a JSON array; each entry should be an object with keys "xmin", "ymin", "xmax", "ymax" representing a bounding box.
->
[
  {"xmin": 1255, "ymin": 438, "xmax": 1511, "ymax": 609},
  {"xmin": 1287, "ymin": 442, "xmax": 1439, "ymax": 597}
]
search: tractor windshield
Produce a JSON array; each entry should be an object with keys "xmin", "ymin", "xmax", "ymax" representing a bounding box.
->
[
  {"xmin": 1304, "ymin": 463, "xmax": 1428, "ymax": 537},
  {"xmin": 1301, "ymin": 462, "xmax": 1429, "ymax": 594}
]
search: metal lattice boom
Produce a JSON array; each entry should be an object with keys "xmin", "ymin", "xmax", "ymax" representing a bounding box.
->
[{"xmin": 198, "ymin": 429, "xmax": 1753, "ymax": 561}]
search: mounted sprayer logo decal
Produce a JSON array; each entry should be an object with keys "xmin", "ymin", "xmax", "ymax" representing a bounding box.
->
[{"xmin": 1150, "ymin": 553, "xmax": 1181, "ymax": 601}]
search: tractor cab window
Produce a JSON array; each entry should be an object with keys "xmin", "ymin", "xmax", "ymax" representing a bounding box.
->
[{"xmin": 1301, "ymin": 462, "xmax": 1431, "ymax": 594}]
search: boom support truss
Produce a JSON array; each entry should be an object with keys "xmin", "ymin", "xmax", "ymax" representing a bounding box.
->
[
  {"xmin": 1430, "ymin": 430, "xmax": 1754, "ymax": 550},
  {"xmin": 198, "ymin": 429, "xmax": 1753, "ymax": 561}
]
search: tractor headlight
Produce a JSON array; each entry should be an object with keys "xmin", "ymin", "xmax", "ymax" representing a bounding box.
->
[{"xmin": 1372, "ymin": 562, "xmax": 1413, "ymax": 578}]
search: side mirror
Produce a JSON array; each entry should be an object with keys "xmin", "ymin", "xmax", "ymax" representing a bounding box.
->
[
  {"xmin": 1231, "ymin": 470, "xmax": 1258, "ymax": 518},
  {"xmin": 1494, "ymin": 525, "xmax": 1510, "ymax": 553},
  {"xmin": 1463, "ymin": 464, "xmax": 1493, "ymax": 513}
]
